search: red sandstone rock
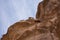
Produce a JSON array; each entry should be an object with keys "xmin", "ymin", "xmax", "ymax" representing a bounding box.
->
[{"xmin": 1, "ymin": 0, "xmax": 60, "ymax": 40}]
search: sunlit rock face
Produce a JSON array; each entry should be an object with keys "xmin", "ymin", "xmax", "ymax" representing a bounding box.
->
[{"xmin": 1, "ymin": 0, "xmax": 60, "ymax": 40}]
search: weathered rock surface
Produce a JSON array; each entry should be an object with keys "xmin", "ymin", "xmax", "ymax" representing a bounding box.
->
[{"xmin": 1, "ymin": 0, "xmax": 60, "ymax": 40}]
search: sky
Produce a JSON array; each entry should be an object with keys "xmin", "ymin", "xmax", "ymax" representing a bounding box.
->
[{"xmin": 0, "ymin": 0, "xmax": 42, "ymax": 38}]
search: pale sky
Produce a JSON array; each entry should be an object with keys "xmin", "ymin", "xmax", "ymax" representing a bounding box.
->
[{"xmin": 0, "ymin": 0, "xmax": 43, "ymax": 38}]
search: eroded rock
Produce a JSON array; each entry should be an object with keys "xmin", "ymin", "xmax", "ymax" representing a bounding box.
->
[{"xmin": 1, "ymin": 0, "xmax": 60, "ymax": 40}]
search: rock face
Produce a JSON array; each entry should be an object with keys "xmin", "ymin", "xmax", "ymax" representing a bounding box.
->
[{"xmin": 1, "ymin": 0, "xmax": 60, "ymax": 40}]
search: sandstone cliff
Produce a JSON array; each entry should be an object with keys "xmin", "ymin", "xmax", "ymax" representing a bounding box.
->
[{"xmin": 1, "ymin": 0, "xmax": 60, "ymax": 40}]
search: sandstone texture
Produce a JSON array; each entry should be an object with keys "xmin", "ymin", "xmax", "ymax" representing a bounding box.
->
[{"xmin": 1, "ymin": 0, "xmax": 60, "ymax": 40}]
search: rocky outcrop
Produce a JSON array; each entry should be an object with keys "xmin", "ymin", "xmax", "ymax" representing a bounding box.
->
[{"xmin": 1, "ymin": 0, "xmax": 60, "ymax": 40}]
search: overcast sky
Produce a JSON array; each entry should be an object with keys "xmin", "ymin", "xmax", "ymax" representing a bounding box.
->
[{"xmin": 0, "ymin": 0, "xmax": 42, "ymax": 38}]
